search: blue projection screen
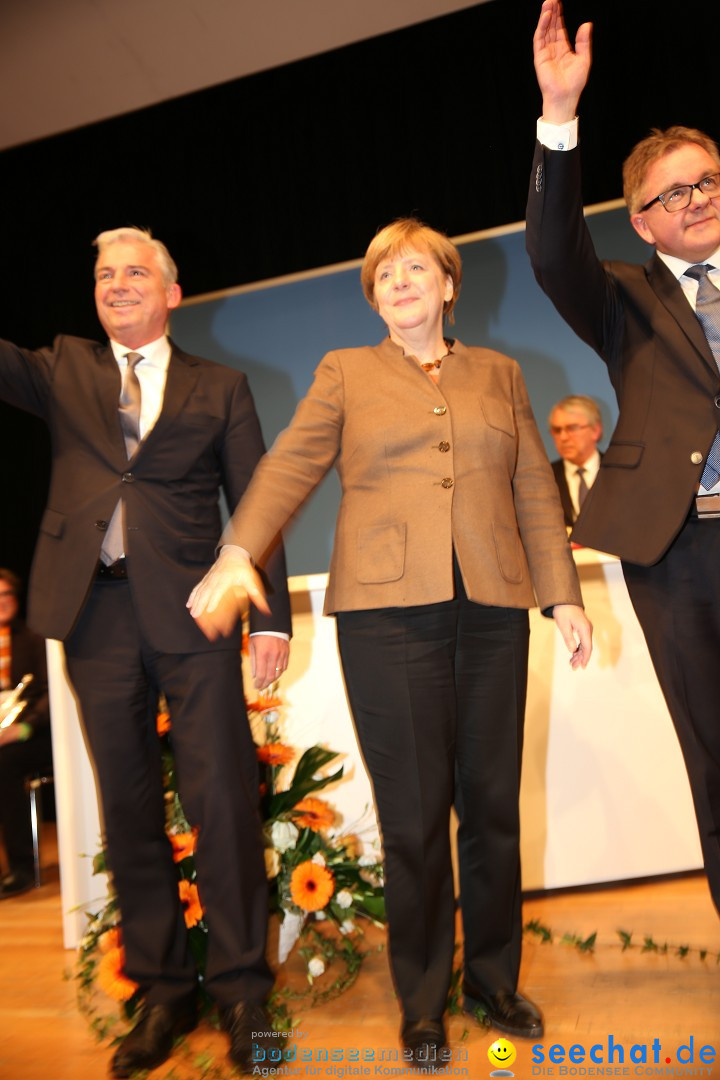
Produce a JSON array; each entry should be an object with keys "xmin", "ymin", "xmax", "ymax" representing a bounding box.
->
[{"xmin": 170, "ymin": 204, "xmax": 650, "ymax": 575}]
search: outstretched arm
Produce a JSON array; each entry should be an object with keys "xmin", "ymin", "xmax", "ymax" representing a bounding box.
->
[{"xmin": 533, "ymin": 0, "xmax": 592, "ymax": 123}]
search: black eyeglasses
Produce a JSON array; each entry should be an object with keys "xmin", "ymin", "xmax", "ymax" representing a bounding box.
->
[
  {"xmin": 549, "ymin": 423, "xmax": 591, "ymax": 436},
  {"xmin": 640, "ymin": 173, "xmax": 720, "ymax": 213}
]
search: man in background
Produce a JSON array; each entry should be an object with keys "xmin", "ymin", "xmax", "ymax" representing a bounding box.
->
[
  {"xmin": 0, "ymin": 227, "xmax": 291, "ymax": 1077},
  {"xmin": 0, "ymin": 567, "xmax": 51, "ymax": 899},
  {"xmin": 548, "ymin": 394, "xmax": 603, "ymax": 526}
]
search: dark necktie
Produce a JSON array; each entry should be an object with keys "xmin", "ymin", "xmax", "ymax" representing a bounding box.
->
[
  {"xmin": 685, "ymin": 264, "xmax": 720, "ymax": 489},
  {"xmin": 576, "ymin": 466, "xmax": 589, "ymax": 510},
  {"xmin": 100, "ymin": 352, "xmax": 143, "ymax": 564}
]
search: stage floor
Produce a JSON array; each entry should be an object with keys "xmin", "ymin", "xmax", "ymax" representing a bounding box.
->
[{"xmin": 2, "ymin": 825, "xmax": 719, "ymax": 1078}]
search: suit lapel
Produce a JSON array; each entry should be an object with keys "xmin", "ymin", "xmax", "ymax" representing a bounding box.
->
[
  {"xmin": 647, "ymin": 254, "xmax": 718, "ymax": 379},
  {"xmin": 95, "ymin": 345, "xmax": 127, "ymax": 458},
  {"xmin": 141, "ymin": 342, "xmax": 201, "ymax": 451}
]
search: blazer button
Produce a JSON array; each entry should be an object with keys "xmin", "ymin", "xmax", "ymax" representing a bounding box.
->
[
  {"xmin": 95, "ymin": 520, "xmax": 108, "ymax": 530},
  {"xmin": 535, "ymin": 163, "xmax": 544, "ymax": 192},
  {"xmin": 691, "ymin": 452, "xmax": 704, "ymax": 464},
  {"xmin": 433, "ymin": 406, "xmax": 447, "ymax": 415},
  {"xmin": 122, "ymin": 471, "xmax": 135, "ymax": 482},
  {"xmin": 715, "ymin": 396, "xmax": 720, "ymax": 408},
  {"xmin": 438, "ymin": 441, "xmax": 450, "ymax": 452},
  {"xmin": 441, "ymin": 477, "xmax": 454, "ymax": 489}
]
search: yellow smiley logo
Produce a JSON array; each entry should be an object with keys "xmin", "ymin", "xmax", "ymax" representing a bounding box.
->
[{"xmin": 488, "ymin": 1038, "xmax": 517, "ymax": 1068}]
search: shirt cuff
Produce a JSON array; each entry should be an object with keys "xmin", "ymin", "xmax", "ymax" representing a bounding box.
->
[
  {"xmin": 537, "ymin": 116, "xmax": 579, "ymax": 152},
  {"xmin": 249, "ymin": 631, "xmax": 290, "ymax": 641}
]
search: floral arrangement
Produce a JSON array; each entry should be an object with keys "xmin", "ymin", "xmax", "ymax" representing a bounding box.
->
[{"xmin": 73, "ymin": 687, "xmax": 385, "ymax": 1041}]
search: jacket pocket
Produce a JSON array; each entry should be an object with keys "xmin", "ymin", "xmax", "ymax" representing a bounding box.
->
[
  {"xmin": 40, "ymin": 508, "xmax": 65, "ymax": 538},
  {"xmin": 602, "ymin": 442, "xmax": 644, "ymax": 468},
  {"xmin": 356, "ymin": 523, "xmax": 406, "ymax": 584},
  {"xmin": 492, "ymin": 523, "xmax": 524, "ymax": 585},
  {"xmin": 480, "ymin": 397, "xmax": 515, "ymax": 437}
]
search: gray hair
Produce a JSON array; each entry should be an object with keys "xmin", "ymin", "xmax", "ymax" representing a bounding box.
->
[
  {"xmin": 549, "ymin": 395, "xmax": 602, "ymax": 428},
  {"xmin": 93, "ymin": 226, "xmax": 178, "ymax": 286}
]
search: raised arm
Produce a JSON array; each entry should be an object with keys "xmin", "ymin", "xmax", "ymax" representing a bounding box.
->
[{"xmin": 533, "ymin": 0, "xmax": 592, "ymax": 123}]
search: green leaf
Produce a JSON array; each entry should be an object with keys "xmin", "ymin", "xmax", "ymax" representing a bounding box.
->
[{"xmin": 617, "ymin": 929, "xmax": 633, "ymax": 951}]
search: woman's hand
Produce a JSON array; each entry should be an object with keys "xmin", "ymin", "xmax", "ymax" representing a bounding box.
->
[
  {"xmin": 533, "ymin": 0, "xmax": 592, "ymax": 124},
  {"xmin": 552, "ymin": 603, "xmax": 593, "ymax": 669},
  {"xmin": 187, "ymin": 545, "xmax": 270, "ymax": 641}
]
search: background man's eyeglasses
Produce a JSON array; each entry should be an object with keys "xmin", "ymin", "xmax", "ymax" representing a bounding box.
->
[{"xmin": 550, "ymin": 423, "xmax": 591, "ymax": 436}]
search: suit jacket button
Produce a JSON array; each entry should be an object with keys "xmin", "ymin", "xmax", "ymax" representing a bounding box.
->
[
  {"xmin": 441, "ymin": 477, "xmax": 454, "ymax": 489},
  {"xmin": 715, "ymin": 395, "xmax": 720, "ymax": 408},
  {"xmin": 535, "ymin": 163, "xmax": 544, "ymax": 192},
  {"xmin": 438, "ymin": 441, "xmax": 450, "ymax": 452},
  {"xmin": 691, "ymin": 451, "xmax": 704, "ymax": 464},
  {"xmin": 433, "ymin": 406, "xmax": 447, "ymax": 415},
  {"xmin": 95, "ymin": 520, "xmax": 108, "ymax": 530},
  {"xmin": 122, "ymin": 471, "xmax": 135, "ymax": 482}
]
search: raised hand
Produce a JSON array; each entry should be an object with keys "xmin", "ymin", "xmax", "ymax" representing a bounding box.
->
[{"xmin": 533, "ymin": 0, "xmax": 592, "ymax": 124}]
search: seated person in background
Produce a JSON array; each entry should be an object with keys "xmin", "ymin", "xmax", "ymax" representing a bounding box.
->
[
  {"xmin": 0, "ymin": 567, "xmax": 52, "ymax": 898},
  {"xmin": 548, "ymin": 394, "xmax": 603, "ymax": 526}
]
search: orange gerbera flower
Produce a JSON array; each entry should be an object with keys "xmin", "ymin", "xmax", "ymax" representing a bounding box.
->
[
  {"xmin": 290, "ymin": 860, "xmax": 335, "ymax": 912},
  {"xmin": 256, "ymin": 743, "xmax": 294, "ymax": 766},
  {"xmin": 96, "ymin": 946, "xmax": 139, "ymax": 1002},
  {"xmin": 246, "ymin": 694, "xmax": 283, "ymax": 715},
  {"xmin": 156, "ymin": 711, "xmax": 171, "ymax": 736},
  {"xmin": 169, "ymin": 831, "xmax": 196, "ymax": 862},
  {"xmin": 97, "ymin": 926, "xmax": 122, "ymax": 953},
  {"xmin": 292, "ymin": 797, "xmax": 335, "ymax": 831},
  {"xmin": 178, "ymin": 880, "xmax": 204, "ymax": 928}
]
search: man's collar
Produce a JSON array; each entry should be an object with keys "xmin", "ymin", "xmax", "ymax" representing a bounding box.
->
[
  {"xmin": 656, "ymin": 247, "xmax": 720, "ymax": 281},
  {"xmin": 109, "ymin": 335, "xmax": 170, "ymax": 367}
]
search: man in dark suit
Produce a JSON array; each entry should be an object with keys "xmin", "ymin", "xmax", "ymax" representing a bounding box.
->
[
  {"xmin": 0, "ymin": 567, "xmax": 52, "ymax": 899},
  {"xmin": 528, "ymin": 1, "xmax": 720, "ymax": 919},
  {"xmin": 548, "ymin": 394, "xmax": 603, "ymax": 527},
  {"xmin": 0, "ymin": 228, "xmax": 292, "ymax": 1076}
]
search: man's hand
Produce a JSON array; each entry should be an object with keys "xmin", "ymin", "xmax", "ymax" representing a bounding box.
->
[
  {"xmin": 250, "ymin": 635, "xmax": 290, "ymax": 691},
  {"xmin": 187, "ymin": 545, "xmax": 270, "ymax": 642},
  {"xmin": 552, "ymin": 603, "xmax": 593, "ymax": 669},
  {"xmin": 534, "ymin": 0, "xmax": 592, "ymax": 124}
]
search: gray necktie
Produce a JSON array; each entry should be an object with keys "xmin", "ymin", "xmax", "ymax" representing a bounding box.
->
[
  {"xmin": 685, "ymin": 264, "xmax": 720, "ymax": 489},
  {"xmin": 100, "ymin": 352, "xmax": 143, "ymax": 565},
  {"xmin": 576, "ymin": 466, "xmax": 589, "ymax": 510}
]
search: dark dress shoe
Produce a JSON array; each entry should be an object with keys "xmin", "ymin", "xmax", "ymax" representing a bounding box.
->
[
  {"xmin": 110, "ymin": 998, "xmax": 198, "ymax": 1078},
  {"xmin": 0, "ymin": 870, "xmax": 34, "ymax": 899},
  {"xmin": 220, "ymin": 1001, "xmax": 276, "ymax": 1072},
  {"xmin": 464, "ymin": 988, "xmax": 543, "ymax": 1038},
  {"xmin": 401, "ymin": 1017, "xmax": 447, "ymax": 1069}
]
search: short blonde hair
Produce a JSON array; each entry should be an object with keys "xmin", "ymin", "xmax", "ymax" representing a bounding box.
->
[
  {"xmin": 361, "ymin": 218, "xmax": 462, "ymax": 321},
  {"xmin": 93, "ymin": 226, "xmax": 178, "ymax": 286},
  {"xmin": 623, "ymin": 126, "xmax": 720, "ymax": 214}
]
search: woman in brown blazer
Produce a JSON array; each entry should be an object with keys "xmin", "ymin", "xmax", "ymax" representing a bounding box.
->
[{"xmin": 190, "ymin": 219, "xmax": 592, "ymax": 1058}]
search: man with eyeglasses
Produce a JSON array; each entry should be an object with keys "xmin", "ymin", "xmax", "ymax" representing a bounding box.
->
[
  {"xmin": 548, "ymin": 395, "xmax": 603, "ymax": 527},
  {"xmin": 527, "ymin": 0, "xmax": 720, "ymax": 921}
]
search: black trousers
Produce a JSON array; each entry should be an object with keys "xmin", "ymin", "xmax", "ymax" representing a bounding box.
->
[
  {"xmin": 337, "ymin": 565, "xmax": 529, "ymax": 1020},
  {"xmin": 0, "ymin": 732, "xmax": 53, "ymax": 875},
  {"xmin": 622, "ymin": 513, "xmax": 720, "ymax": 915},
  {"xmin": 64, "ymin": 578, "xmax": 271, "ymax": 1007}
]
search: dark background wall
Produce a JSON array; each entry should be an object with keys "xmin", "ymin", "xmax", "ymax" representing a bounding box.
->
[{"xmin": 2, "ymin": 0, "xmax": 719, "ymax": 588}]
